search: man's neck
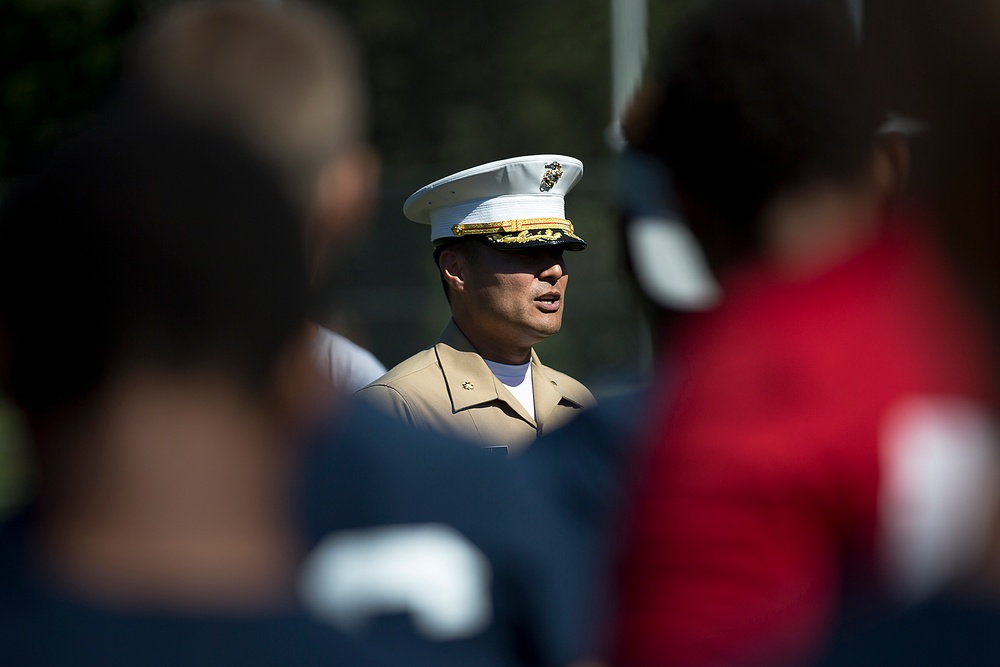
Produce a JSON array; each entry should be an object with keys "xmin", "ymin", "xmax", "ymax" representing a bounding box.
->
[
  {"xmin": 762, "ymin": 181, "xmax": 884, "ymax": 279},
  {"xmin": 36, "ymin": 371, "xmax": 302, "ymax": 612},
  {"xmin": 452, "ymin": 319, "xmax": 533, "ymax": 365}
]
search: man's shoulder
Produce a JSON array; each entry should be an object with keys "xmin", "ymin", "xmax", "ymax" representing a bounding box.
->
[
  {"xmin": 362, "ymin": 346, "xmax": 442, "ymax": 391},
  {"xmin": 353, "ymin": 347, "xmax": 452, "ymax": 424}
]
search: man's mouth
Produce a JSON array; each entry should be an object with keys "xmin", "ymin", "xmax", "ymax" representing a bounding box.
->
[{"xmin": 535, "ymin": 293, "xmax": 561, "ymax": 312}]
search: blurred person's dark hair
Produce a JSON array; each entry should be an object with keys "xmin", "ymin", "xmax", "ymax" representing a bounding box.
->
[
  {"xmin": 625, "ymin": 0, "xmax": 883, "ymax": 274},
  {"xmin": 0, "ymin": 113, "xmax": 307, "ymax": 434}
]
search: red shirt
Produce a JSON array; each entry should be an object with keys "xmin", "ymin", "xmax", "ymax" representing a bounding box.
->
[{"xmin": 613, "ymin": 220, "xmax": 994, "ymax": 667}]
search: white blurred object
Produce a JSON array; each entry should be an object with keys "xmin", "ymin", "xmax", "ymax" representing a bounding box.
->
[
  {"xmin": 877, "ymin": 112, "xmax": 928, "ymax": 137},
  {"xmin": 879, "ymin": 395, "xmax": 1000, "ymax": 602},
  {"xmin": 617, "ymin": 149, "xmax": 721, "ymax": 312},
  {"xmin": 627, "ymin": 216, "xmax": 721, "ymax": 311},
  {"xmin": 298, "ymin": 523, "xmax": 493, "ymax": 640},
  {"xmin": 845, "ymin": 0, "xmax": 864, "ymax": 42}
]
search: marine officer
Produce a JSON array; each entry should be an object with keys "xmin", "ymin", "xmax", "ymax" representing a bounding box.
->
[{"xmin": 356, "ymin": 155, "xmax": 596, "ymax": 454}]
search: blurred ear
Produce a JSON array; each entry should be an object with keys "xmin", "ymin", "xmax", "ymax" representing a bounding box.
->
[
  {"xmin": 305, "ymin": 144, "xmax": 380, "ymax": 283},
  {"xmin": 0, "ymin": 320, "xmax": 11, "ymax": 397},
  {"xmin": 872, "ymin": 132, "xmax": 911, "ymax": 208},
  {"xmin": 313, "ymin": 143, "xmax": 381, "ymax": 245},
  {"xmin": 270, "ymin": 324, "xmax": 337, "ymax": 430}
]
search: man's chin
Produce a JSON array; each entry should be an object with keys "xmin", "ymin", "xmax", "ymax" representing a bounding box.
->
[{"xmin": 529, "ymin": 320, "xmax": 563, "ymax": 340}]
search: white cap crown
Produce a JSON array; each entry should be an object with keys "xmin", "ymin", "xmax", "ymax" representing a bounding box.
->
[{"xmin": 403, "ymin": 155, "xmax": 586, "ymax": 249}]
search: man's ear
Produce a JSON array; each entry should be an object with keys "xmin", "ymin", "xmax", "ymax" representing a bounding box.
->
[{"xmin": 438, "ymin": 247, "xmax": 467, "ymax": 293}]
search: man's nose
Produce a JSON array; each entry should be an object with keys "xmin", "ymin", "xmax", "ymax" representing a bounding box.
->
[{"xmin": 538, "ymin": 258, "xmax": 566, "ymax": 284}]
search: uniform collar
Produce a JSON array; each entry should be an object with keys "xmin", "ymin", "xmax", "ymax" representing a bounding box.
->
[{"xmin": 434, "ymin": 319, "xmax": 586, "ymax": 425}]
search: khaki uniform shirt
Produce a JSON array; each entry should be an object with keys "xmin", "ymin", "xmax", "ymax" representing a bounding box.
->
[{"xmin": 356, "ymin": 319, "xmax": 596, "ymax": 454}]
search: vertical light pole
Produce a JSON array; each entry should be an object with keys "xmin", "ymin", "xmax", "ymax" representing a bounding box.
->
[
  {"xmin": 845, "ymin": 0, "xmax": 864, "ymax": 41},
  {"xmin": 609, "ymin": 0, "xmax": 655, "ymax": 383},
  {"xmin": 608, "ymin": 0, "xmax": 648, "ymax": 151}
]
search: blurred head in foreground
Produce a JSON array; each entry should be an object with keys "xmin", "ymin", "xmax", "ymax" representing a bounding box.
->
[
  {"xmin": 0, "ymin": 115, "xmax": 310, "ymax": 433},
  {"xmin": 0, "ymin": 113, "xmax": 328, "ymax": 610},
  {"xmin": 623, "ymin": 0, "xmax": 892, "ymax": 280},
  {"xmin": 117, "ymin": 0, "xmax": 387, "ymax": 393},
  {"xmin": 122, "ymin": 0, "xmax": 378, "ymax": 289},
  {"xmin": 610, "ymin": 2, "xmax": 1000, "ymax": 666}
]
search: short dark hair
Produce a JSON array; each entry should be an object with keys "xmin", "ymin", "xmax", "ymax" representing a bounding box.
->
[
  {"xmin": 0, "ymin": 114, "xmax": 308, "ymax": 420},
  {"xmin": 632, "ymin": 0, "xmax": 881, "ymax": 258}
]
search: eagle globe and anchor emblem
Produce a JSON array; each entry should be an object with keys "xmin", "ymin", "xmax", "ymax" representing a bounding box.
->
[{"xmin": 539, "ymin": 161, "xmax": 563, "ymax": 192}]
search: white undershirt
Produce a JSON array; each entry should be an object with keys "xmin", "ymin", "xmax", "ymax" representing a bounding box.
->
[{"xmin": 483, "ymin": 359, "xmax": 535, "ymax": 421}]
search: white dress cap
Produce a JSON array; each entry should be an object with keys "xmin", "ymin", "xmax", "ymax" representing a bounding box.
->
[{"xmin": 403, "ymin": 155, "xmax": 587, "ymax": 250}]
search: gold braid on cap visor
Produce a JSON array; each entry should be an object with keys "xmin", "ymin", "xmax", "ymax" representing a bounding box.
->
[{"xmin": 451, "ymin": 217, "xmax": 583, "ymax": 244}]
